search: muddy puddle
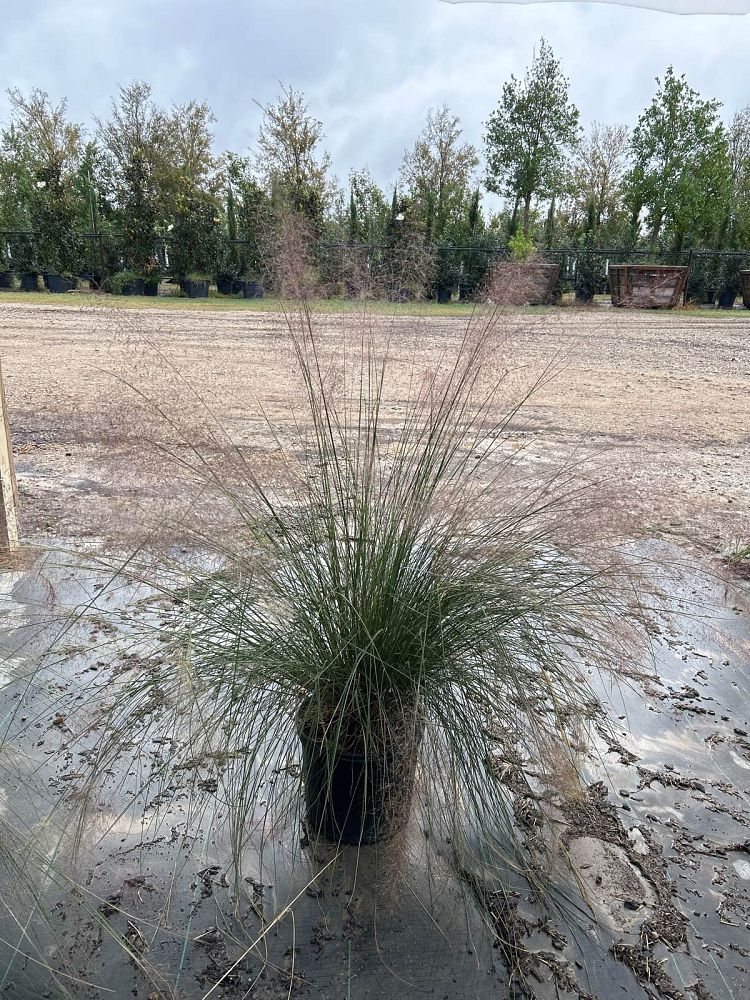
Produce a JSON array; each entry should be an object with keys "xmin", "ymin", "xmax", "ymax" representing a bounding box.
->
[{"xmin": 0, "ymin": 541, "xmax": 748, "ymax": 999}]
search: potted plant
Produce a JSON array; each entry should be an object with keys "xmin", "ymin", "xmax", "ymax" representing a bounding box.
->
[
  {"xmin": 686, "ymin": 254, "xmax": 717, "ymax": 306},
  {"xmin": 12, "ymin": 232, "xmax": 40, "ymax": 291},
  {"xmin": 168, "ymin": 196, "xmax": 223, "ymax": 299},
  {"xmin": 215, "ymin": 244, "xmax": 241, "ymax": 295},
  {"xmin": 573, "ymin": 237, "xmax": 605, "ymax": 304},
  {"xmin": 716, "ymin": 256, "xmax": 740, "ymax": 310},
  {"xmin": 241, "ymin": 272, "xmax": 264, "ymax": 299},
  {"xmin": 180, "ymin": 273, "xmax": 210, "ymax": 298},
  {"xmin": 109, "ymin": 271, "xmax": 146, "ymax": 296},
  {"xmin": 741, "ymin": 269, "xmax": 750, "ymax": 309},
  {"xmin": 486, "ymin": 232, "xmax": 560, "ymax": 306},
  {"xmin": 89, "ymin": 312, "xmax": 646, "ymax": 853},
  {"xmin": 31, "ymin": 172, "xmax": 82, "ymax": 293}
]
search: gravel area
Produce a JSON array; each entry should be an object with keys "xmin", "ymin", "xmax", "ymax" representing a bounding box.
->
[{"xmin": 0, "ymin": 300, "xmax": 747, "ymax": 553}]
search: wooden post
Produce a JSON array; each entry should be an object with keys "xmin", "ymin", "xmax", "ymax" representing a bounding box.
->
[{"xmin": 0, "ymin": 361, "xmax": 19, "ymax": 549}]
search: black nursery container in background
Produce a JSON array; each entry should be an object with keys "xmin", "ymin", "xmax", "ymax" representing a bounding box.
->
[
  {"xmin": 20, "ymin": 273, "xmax": 39, "ymax": 292},
  {"xmin": 181, "ymin": 278, "xmax": 209, "ymax": 298},
  {"xmin": 46, "ymin": 274, "xmax": 75, "ymax": 293}
]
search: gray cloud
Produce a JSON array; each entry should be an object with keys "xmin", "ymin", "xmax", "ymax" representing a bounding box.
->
[
  {"xmin": 1, "ymin": 0, "xmax": 748, "ymax": 199},
  {"xmin": 444, "ymin": 1, "xmax": 750, "ymax": 13}
]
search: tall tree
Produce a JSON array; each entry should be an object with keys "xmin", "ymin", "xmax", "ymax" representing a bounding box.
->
[
  {"xmin": 4, "ymin": 88, "xmax": 84, "ymax": 275},
  {"xmin": 96, "ymin": 82, "xmax": 169, "ymax": 273},
  {"xmin": 348, "ymin": 168, "xmax": 389, "ymax": 244},
  {"xmin": 399, "ymin": 105, "xmax": 478, "ymax": 237},
  {"xmin": 565, "ymin": 122, "xmax": 630, "ymax": 241},
  {"xmin": 728, "ymin": 106, "xmax": 750, "ymax": 246},
  {"xmin": 255, "ymin": 85, "xmax": 332, "ymax": 234},
  {"xmin": 225, "ymin": 152, "xmax": 271, "ymax": 277},
  {"xmin": 626, "ymin": 67, "xmax": 731, "ymax": 250},
  {"xmin": 484, "ymin": 39, "xmax": 579, "ymax": 237},
  {"xmin": 163, "ymin": 99, "xmax": 220, "ymax": 201}
]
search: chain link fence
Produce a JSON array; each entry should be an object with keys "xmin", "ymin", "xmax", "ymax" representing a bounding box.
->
[{"xmin": 1, "ymin": 230, "xmax": 749, "ymax": 305}]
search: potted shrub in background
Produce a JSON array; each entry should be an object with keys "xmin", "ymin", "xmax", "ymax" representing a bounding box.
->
[
  {"xmin": 241, "ymin": 271, "xmax": 264, "ymax": 299},
  {"xmin": 573, "ymin": 235, "xmax": 605, "ymax": 304},
  {"xmin": 486, "ymin": 231, "xmax": 560, "ymax": 305},
  {"xmin": 31, "ymin": 172, "xmax": 82, "ymax": 293},
  {"xmin": 740, "ymin": 269, "xmax": 750, "ymax": 309},
  {"xmin": 87, "ymin": 306, "xmax": 647, "ymax": 855},
  {"xmin": 109, "ymin": 270, "xmax": 146, "ymax": 296},
  {"xmin": 168, "ymin": 196, "xmax": 222, "ymax": 298},
  {"xmin": 716, "ymin": 255, "xmax": 741, "ymax": 309},
  {"xmin": 686, "ymin": 253, "xmax": 718, "ymax": 307},
  {"xmin": 215, "ymin": 244, "xmax": 241, "ymax": 295},
  {"xmin": 12, "ymin": 232, "xmax": 41, "ymax": 291},
  {"xmin": 0, "ymin": 241, "xmax": 14, "ymax": 289}
]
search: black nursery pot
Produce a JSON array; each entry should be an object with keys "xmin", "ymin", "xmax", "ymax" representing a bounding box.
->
[
  {"xmin": 436, "ymin": 285, "xmax": 452, "ymax": 304},
  {"xmin": 121, "ymin": 277, "xmax": 145, "ymax": 296},
  {"xmin": 0, "ymin": 272, "xmax": 14, "ymax": 289},
  {"xmin": 299, "ymin": 724, "xmax": 419, "ymax": 845},
  {"xmin": 718, "ymin": 290, "xmax": 736, "ymax": 310},
  {"xmin": 144, "ymin": 279, "xmax": 159, "ymax": 297},
  {"xmin": 181, "ymin": 279, "xmax": 209, "ymax": 299},
  {"xmin": 20, "ymin": 273, "xmax": 39, "ymax": 292},
  {"xmin": 216, "ymin": 277, "xmax": 235, "ymax": 295},
  {"xmin": 46, "ymin": 274, "xmax": 75, "ymax": 294},
  {"xmin": 242, "ymin": 280, "xmax": 264, "ymax": 299}
]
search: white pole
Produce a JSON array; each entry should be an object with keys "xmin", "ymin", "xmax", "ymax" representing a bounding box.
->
[{"xmin": 0, "ymin": 360, "xmax": 19, "ymax": 550}]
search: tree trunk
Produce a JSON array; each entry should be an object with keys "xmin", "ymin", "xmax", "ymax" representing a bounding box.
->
[{"xmin": 522, "ymin": 194, "xmax": 532, "ymax": 237}]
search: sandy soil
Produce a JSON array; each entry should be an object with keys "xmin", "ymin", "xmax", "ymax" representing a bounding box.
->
[
  {"xmin": 0, "ymin": 300, "xmax": 747, "ymax": 555},
  {"xmin": 0, "ymin": 301, "xmax": 749, "ymax": 998}
]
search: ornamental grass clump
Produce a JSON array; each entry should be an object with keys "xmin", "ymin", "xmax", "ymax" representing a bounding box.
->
[{"xmin": 86, "ymin": 300, "xmax": 645, "ymax": 872}]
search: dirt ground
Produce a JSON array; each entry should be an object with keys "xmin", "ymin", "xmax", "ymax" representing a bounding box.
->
[
  {"xmin": 0, "ymin": 300, "xmax": 747, "ymax": 556},
  {"xmin": 1, "ymin": 300, "xmax": 749, "ymax": 999}
]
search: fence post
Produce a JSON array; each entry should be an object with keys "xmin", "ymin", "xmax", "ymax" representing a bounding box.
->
[
  {"xmin": 684, "ymin": 249, "xmax": 693, "ymax": 306},
  {"xmin": 0, "ymin": 361, "xmax": 19, "ymax": 550}
]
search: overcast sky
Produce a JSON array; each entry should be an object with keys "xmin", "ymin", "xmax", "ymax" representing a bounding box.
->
[{"xmin": 1, "ymin": 0, "xmax": 749, "ymax": 195}]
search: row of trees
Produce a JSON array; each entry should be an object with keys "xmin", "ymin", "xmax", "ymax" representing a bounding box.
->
[{"xmin": 1, "ymin": 43, "xmax": 749, "ymax": 295}]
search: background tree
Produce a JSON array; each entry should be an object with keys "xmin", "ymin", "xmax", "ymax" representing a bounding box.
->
[
  {"xmin": 626, "ymin": 67, "xmax": 731, "ymax": 252},
  {"xmin": 399, "ymin": 105, "xmax": 478, "ymax": 239},
  {"xmin": 348, "ymin": 168, "xmax": 390, "ymax": 244},
  {"xmin": 96, "ymin": 82, "xmax": 169, "ymax": 275},
  {"xmin": 4, "ymin": 88, "xmax": 84, "ymax": 276},
  {"xmin": 728, "ymin": 106, "xmax": 750, "ymax": 247},
  {"xmin": 564, "ymin": 122, "xmax": 630, "ymax": 242},
  {"xmin": 484, "ymin": 39, "xmax": 579, "ymax": 238},
  {"xmin": 255, "ymin": 85, "xmax": 332, "ymax": 237},
  {"xmin": 225, "ymin": 152, "xmax": 272, "ymax": 278},
  {"xmin": 163, "ymin": 99, "xmax": 220, "ymax": 202}
]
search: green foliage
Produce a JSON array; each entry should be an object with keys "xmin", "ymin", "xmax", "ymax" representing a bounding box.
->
[
  {"xmin": 83, "ymin": 307, "xmax": 647, "ymax": 868},
  {"xmin": 109, "ymin": 269, "xmax": 142, "ymax": 293},
  {"xmin": 573, "ymin": 237, "xmax": 605, "ymax": 302},
  {"xmin": 399, "ymin": 105, "xmax": 479, "ymax": 239},
  {"xmin": 626, "ymin": 67, "xmax": 731, "ymax": 251},
  {"xmin": 4, "ymin": 88, "xmax": 84, "ymax": 276},
  {"xmin": 168, "ymin": 195, "xmax": 222, "ymax": 279},
  {"xmin": 563, "ymin": 123, "xmax": 630, "ymax": 244},
  {"xmin": 484, "ymin": 39, "xmax": 579, "ymax": 237},
  {"xmin": 508, "ymin": 230, "xmax": 536, "ymax": 262},
  {"xmin": 348, "ymin": 168, "xmax": 390, "ymax": 245},
  {"xmin": 256, "ymin": 85, "xmax": 332, "ymax": 235},
  {"xmin": 96, "ymin": 82, "xmax": 165, "ymax": 274},
  {"xmin": 225, "ymin": 153, "xmax": 271, "ymax": 278}
]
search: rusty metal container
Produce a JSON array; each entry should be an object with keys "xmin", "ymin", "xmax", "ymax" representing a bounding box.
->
[{"xmin": 608, "ymin": 264, "xmax": 689, "ymax": 309}]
